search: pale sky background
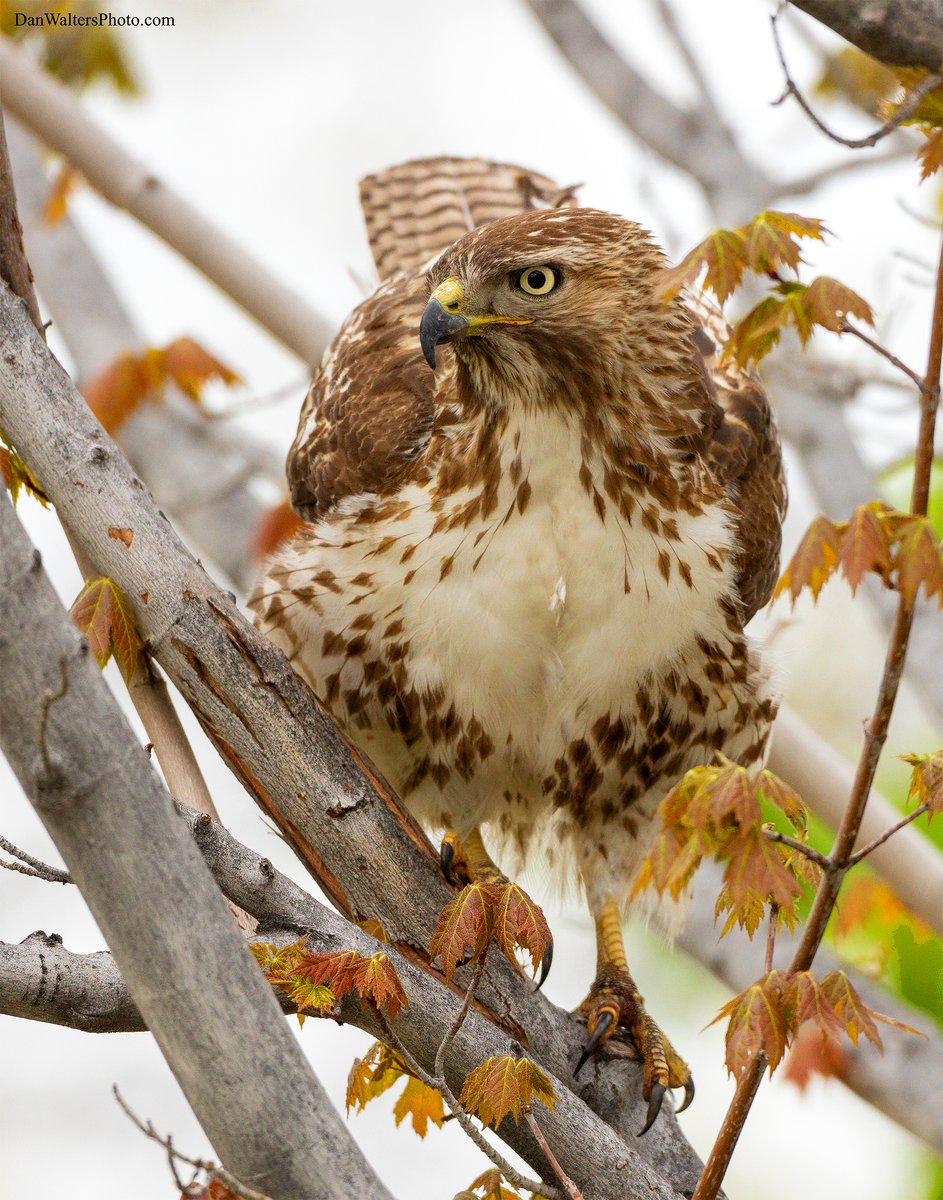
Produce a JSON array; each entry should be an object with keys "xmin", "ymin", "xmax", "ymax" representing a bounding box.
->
[{"xmin": 2, "ymin": 1, "xmax": 942, "ymax": 1198}]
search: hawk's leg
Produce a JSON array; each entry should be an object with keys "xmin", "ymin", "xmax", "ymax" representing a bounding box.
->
[
  {"xmin": 440, "ymin": 826, "xmax": 553, "ymax": 986},
  {"xmin": 575, "ymin": 896, "xmax": 693, "ymax": 1135}
]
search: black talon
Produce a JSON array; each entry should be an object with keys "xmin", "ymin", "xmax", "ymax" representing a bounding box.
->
[
  {"xmin": 440, "ymin": 840, "xmax": 457, "ymax": 886},
  {"xmin": 575, "ymin": 1010, "xmax": 614, "ymax": 1077},
  {"xmin": 535, "ymin": 940, "xmax": 553, "ymax": 991},
  {"xmin": 677, "ymin": 1077, "xmax": 695, "ymax": 1114},
  {"xmin": 638, "ymin": 1082, "xmax": 665, "ymax": 1137}
]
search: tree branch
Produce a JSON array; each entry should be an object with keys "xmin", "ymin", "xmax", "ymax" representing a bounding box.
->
[
  {"xmin": 0, "ymin": 489, "xmax": 394, "ymax": 1200},
  {"xmin": 520, "ymin": 0, "xmax": 773, "ymax": 221},
  {"xmin": 0, "ymin": 39, "xmax": 334, "ymax": 367},
  {"xmin": 786, "ymin": 0, "xmax": 943, "ymax": 72},
  {"xmin": 772, "ymin": 7, "xmax": 942, "ymax": 149},
  {"xmin": 0, "ymin": 835, "xmax": 71, "ymax": 883},
  {"xmin": 0, "ymin": 276, "xmax": 712, "ymax": 1193}
]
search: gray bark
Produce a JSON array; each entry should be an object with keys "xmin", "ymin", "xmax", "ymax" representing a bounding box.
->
[
  {"xmin": 0, "ymin": 489, "xmax": 393, "ymax": 1200},
  {"xmin": 0, "ymin": 810, "xmax": 692, "ymax": 1200},
  {"xmin": 787, "ymin": 0, "xmax": 943, "ymax": 71},
  {"xmin": 0, "ymin": 279, "xmax": 710, "ymax": 1193}
]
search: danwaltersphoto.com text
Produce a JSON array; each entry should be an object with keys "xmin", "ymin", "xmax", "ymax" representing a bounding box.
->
[{"xmin": 14, "ymin": 11, "xmax": 174, "ymax": 26}]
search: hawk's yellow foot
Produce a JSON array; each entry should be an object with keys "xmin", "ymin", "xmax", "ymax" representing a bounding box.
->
[
  {"xmin": 439, "ymin": 826, "xmax": 553, "ymax": 987},
  {"xmin": 575, "ymin": 898, "xmax": 693, "ymax": 1135}
]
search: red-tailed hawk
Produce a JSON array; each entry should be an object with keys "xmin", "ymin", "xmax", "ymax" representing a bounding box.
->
[{"xmin": 251, "ymin": 157, "xmax": 785, "ymax": 1131}]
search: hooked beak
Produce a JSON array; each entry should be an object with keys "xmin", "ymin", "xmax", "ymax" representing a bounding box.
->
[
  {"xmin": 420, "ymin": 278, "xmax": 468, "ymax": 369},
  {"xmin": 419, "ymin": 275, "xmax": 533, "ymax": 369}
]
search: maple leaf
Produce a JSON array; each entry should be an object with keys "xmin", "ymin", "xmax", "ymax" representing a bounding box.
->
[
  {"xmin": 783, "ymin": 1020, "xmax": 849, "ymax": 1091},
  {"xmin": 0, "ymin": 442, "xmax": 48, "ymax": 507},
  {"xmin": 722, "ymin": 825, "xmax": 803, "ymax": 913},
  {"xmin": 741, "ymin": 210, "xmax": 828, "ymax": 275},
  {"xmin": 294, "ymin": 949, "xmax": 407, "ymax": 1019},
  {"xmin": 466, "ymin": 1169, "xmax": 526, "ymax": 1200},
  {"xmin": 722, "ymin": 296, "xmax": 788, "ymax": 368},
  {"xmin": 252, "ymin": 499, "xmax": 306, "ymax": 562},
  {"xmin": 839, "ymin": 502, "xmax": 893, "ymax": 593},
  {"xmin": 392, "ymin": 1075, "xmax": 445, "ymax": 1138},
  {"xmin": 711, "ymin": 970, "xmax": 791, "ymax": 1077},
  {"xmin": 458, "ymin": 1055, "xmax": 556, "ymax": 1128},
  {"xmin": 357, "ymin": 918, "xmax": 389, "ymax": 943},
  {"xmin": 492, "ymin": 883, "xmax": 552, "ymax": 978},
  {"xmin": 901, "ymin": 751, "xmax": 943, "ymax": 818},
  {"xmin": 159, "ymin": 336, "xmax": 242, "ymax": 401},
  {"xmin": 655, "ymin": 228, "xmax": 747, "ymax": 304},
  {"xmin": 787, "ymin": 972, "xmax": 846, "ymax": 1045},
  {"xmin": 632, "ymin": 825, "xmax": 702, "ymax": 902},
  {"xmin": 704, "ymin": 761, "xmax": 762, "ymax": 830},
  {"xmin": 918, "ymin": 129, "xmax": 943, "ymax": 180},
  {"xmin": 818, "ymin": 970, "xmax": 882, "ymax": 1048},
  {"xmin": 889, "ymin": 516, "xmax": 943, "ymax": 604},
  {"xmin": 754, "ymin": 769, "xmax": 808, "ymax": 833},
  {"xmin": 774, "ymin": 514, "xmax": 844, "ymax": 603},
  {"xmin": 802, "ymin": 276, "xmax": 874, "ymax": 331},
  {"xmin": 251, "ymin": 937, "xmax": 335, "ymax": 1024},
  {"xmin": 429, "ymin": 882, "xmax": 499, "ymax": 982},
  {"xmin": 70, "ymin": 577, "xmax": 144, "ymax": 683},
  {"xmin": 82, "ymin": 353, "xmax": 154, "ymax": 435},
  {"xmin": 346, "ymin": 1041, "xmax": 445, "ymax": 1138},
  {"xmin": 346, "ymin": 1041, "xmax": 405, "ymax": 1113},
  {"xmin": 81, "ymin": 339, "xmax": 240, "ymax": 434},
  {"xmin": 714, "ymin": 884, "xmax": 766, "ymax": 940}
]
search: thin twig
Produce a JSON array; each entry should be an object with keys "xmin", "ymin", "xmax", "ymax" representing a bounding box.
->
[
  {"xmin": 526, "ymin": 1106, "xmax": 586, "ymax": 1200},
  {"xmin": 113, "ymin": 1086, "xmax": 273, "ymax": 1200},
  {"xmin": 435, "ymin": 956, "xmax": 487, "ymax": 1081},
  {"xmin": 764, "ymin": 905, "xmax": 779, "ymax": 976},
  {"xmin": 762, "ymin": 829, "xmax": 830, "ymax": 869},
  {"xmin": 0, "ymin": 835, "xmax": 71, "ymax": 884},
  {"xmin": 848, "ymin": 803, "xmax": 931, "ymax": 866},
  {"xmin": 771, "ymin": 6, "xmax": 942, "ymax": 151},
  {"xmin": 840, "ymin": 321, "xmax": 925, "ymax": 388}
]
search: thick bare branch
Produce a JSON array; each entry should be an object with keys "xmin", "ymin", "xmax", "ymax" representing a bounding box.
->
[
  {"xmin": 786, "ymin": 0, "xmax": 943, "ymax": 72},
  {"xmin": 0, "ymin": 39, "xmax": 333, "ymax": 366},
  {"xmin": 0, "ymin": 490, "xmax": 393, "ymax": 1200},
  {"xmin": 520, "ymin": 0, "xmax": 772, "ymax": 221},
  {"xmin": 0, "ymin": 275, "xmax": 710, "ymax": 1196},
  {"xmin": 0, "ymin": 806, "xmax": 693, "ymax": 1200}
]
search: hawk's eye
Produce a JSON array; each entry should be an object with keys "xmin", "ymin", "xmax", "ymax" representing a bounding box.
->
[{"xmin": 514, "ymin": 266, "xmax": 560, "ymax": 296}]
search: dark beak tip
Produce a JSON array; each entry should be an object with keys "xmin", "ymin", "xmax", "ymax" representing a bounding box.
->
[{"xmin": 420, "ymin": 297, "xmax": 467, "ymax": 371}]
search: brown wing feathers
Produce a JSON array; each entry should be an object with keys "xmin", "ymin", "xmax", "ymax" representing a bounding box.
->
[{"xmin": 289, "ymin": 157, "xmax": 786, "ymax": 625}]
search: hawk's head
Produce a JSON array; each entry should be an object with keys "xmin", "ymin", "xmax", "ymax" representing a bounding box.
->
[{"xmin": 420, "ymin": 208, "xmax": 705, "ymax": 429}]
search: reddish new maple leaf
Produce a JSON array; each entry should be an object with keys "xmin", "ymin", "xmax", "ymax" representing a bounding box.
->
[
  {"xmin": 429, "ymin": 882, "xmax": 499, "ymax": 982},
  {"xmin": 458, "ymin": 1055, "xmax": 556, "ymax": 1128}
]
